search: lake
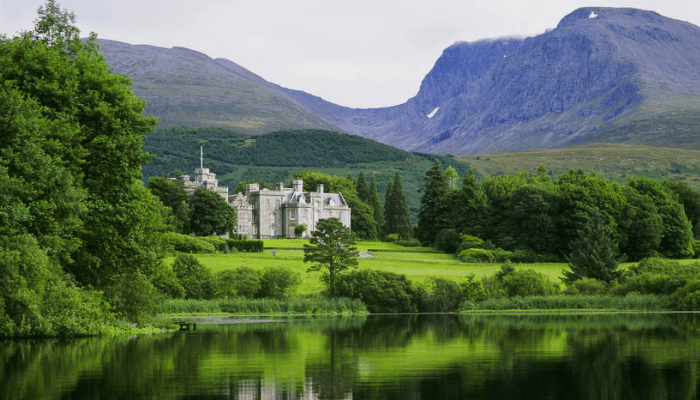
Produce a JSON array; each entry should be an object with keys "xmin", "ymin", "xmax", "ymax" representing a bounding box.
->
[{"xmin": 3, "ymin": 313, "xmax": 700, "ymax": 399}]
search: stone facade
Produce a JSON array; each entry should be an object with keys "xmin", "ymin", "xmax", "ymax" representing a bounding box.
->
[
  {"xmin": 177, "ymin": 151, "xmax": 351, "ymax": 239},
  {"xmin": 230, "ymin": 179, "xmax": 351, "ymax": 239}
]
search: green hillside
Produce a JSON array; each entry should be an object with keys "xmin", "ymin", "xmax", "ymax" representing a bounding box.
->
[
  {"xmin": 460, "ymin": 144, "xmax": 700, "ymax": 190},
  {"xmin": 143, "ymin": 127, "xmax": 468, "ymax": 216}
]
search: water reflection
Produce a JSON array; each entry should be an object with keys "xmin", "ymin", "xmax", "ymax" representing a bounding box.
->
[{"xmin": 3, "ymin": 314, "xmax": 700, "ymax": 399}]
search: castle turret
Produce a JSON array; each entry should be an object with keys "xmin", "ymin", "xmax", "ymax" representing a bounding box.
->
[{"xmin": 292, "ymin": 179, "xmax": 303, "ymax": 192}]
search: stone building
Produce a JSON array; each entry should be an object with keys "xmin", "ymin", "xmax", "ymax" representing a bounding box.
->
[
  {"xmin": 177, "ymin": 148, "xmax": 351, "ymax": 238},
  {"xmin": 229, "ymin": 180, "xmax": 351, "ymax": 239}
]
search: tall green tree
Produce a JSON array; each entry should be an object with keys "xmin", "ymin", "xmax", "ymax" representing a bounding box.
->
[
  {"xmin": 356, "ymin": 172, "xmax": 370, "ymax": 203},
  {"xmin": 383, "ymin": 172, "xmax": 412, "ymax": 239},
  {"xmin": 303, "ymin": 218, "xmax": 359, "ymax": 297},
  {"xmin": 628, "ymin": 177, "xmax": 694, "ymax": 258},
  {"xmin": 663, "ymin": 180, "xmax": 700, "ymax": 239},
  {"xmin": 147, "ymin": 176, "xmax": 191, "ymax": 232},
  {"xmin": 416, "ymin": 160, "xmax": 448, "ymax": 245},
  {"xmin": 189, "ymin": 189, "xmax": 237, "ymax": 237},
  {"xmin": 0, "ymin": 0, "xmax": 164, "ymax": 332},
  {"xmin": 369, "ymin": 174, "xmax": 384, "ymax": 232},
  {"xmin": 562, "ymin": 213, "xmax": 624, "ymax": 284}
]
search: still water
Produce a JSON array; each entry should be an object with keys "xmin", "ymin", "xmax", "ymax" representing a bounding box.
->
[{"xmin": 3, "ymin": 313, "xmax": 700, "ymax": 399}]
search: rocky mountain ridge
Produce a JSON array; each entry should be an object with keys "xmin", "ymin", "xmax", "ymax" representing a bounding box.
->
[{"xmin": 98, "ymin": 7, "xmax": 700, "ymax": 155}]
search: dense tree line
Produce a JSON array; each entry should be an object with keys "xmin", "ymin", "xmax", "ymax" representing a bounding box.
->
[
  {"xmin": 417, "ymin": 161, "xmax": 698, "ymax": 261},
  {"xmin": 0, "ymin": 1, "xmax": 171, "ymax": 335},
  {"xmin": 145, "ymin": 127, "xmax": 460, "ymax": 169}
]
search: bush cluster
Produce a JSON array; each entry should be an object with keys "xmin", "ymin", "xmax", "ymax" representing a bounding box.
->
[
  {"xmin": 167, "ymin": 254, "xmax": 300, "ymax": 302},
  {"xmin": 226, "ymin": 239, "xmax": 264, "ymax": 252}
]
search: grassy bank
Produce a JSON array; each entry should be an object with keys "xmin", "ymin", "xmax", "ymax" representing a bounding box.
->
[{"xmin": 157, "ymin": 297, "xmax": 368, "ymax": 316}]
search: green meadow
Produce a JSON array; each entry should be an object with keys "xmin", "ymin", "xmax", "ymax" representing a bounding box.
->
[{"xmin": 167, "ymin": 240, "xmax": 571, "ymax": 296}]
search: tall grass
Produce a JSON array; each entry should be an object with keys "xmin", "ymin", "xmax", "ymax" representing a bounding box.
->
[
  {"xmin": 156, "ymin": 298, "xmax": 367, "ymax": 315},
  {"xmin": 461, "ymin": 294, "xmax": 670, "ymax": 311}
]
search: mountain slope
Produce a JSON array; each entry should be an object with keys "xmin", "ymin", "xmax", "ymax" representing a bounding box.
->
[
  {"xmin": 98, "ymin": 39, "xmax": 340, "ymax": 134},
  {"xmin": 99, "ymin": 7, "xmax": 700, "ymax": 155},
  {"xmin": 290, "ymin": 7, "xmax": 700, "ymax": 155}
]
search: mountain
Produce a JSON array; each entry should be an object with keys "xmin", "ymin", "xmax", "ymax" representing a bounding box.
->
[{"xmin": 98, "ymin": 7, "xmax": 700, "ymax": 156}]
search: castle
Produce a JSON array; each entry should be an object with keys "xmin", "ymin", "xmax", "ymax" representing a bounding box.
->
[{"xmin": 178, "ymin": 148, "xmax": 351, "ymax": 238}]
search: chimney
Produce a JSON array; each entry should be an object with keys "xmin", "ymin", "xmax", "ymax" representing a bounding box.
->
[{"xmin": 292, "ymin": 179, "xmax": 303, "ymax": 192}]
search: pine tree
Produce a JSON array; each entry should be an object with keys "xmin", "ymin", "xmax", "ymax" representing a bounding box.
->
[
  {"xmin": 356, "ymin": 172, "xmax": 370, "ymax": 203},
  {"xmin": 383, "ymin": 172, "xmax": 412, "ymax": 239},
  {"xmin": 562, "ymin": 213, "xmax": 624, "ymax": 284},
  {"xmin": 416, "ymin": 160, "xmax": 448, "ymax": 245},
  {"xmin": 369, "ymin": 174, "xmax": 384, "ymax": 232}
]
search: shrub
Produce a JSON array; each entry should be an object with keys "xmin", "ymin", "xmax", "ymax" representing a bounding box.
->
[
  {"xmin": 501, "ymin": 269, "xmax": 559, "ymax": 297},
  {"xmin": 459, "ymin": 273, "xmax": 486, "ymax": 303},
  {"xmin": 458, "ymin": 248, "xmax": 513, "ymax": 263},
  {"xmin": 163, "ymin": 232, "xmax": 216, "ymax": 253},
  {"xmin": 104, "ymin": 272, "xmax": 160, "ymax": 325},
  {"xmin": 199, "ymin": 236, "xmax": 229, "ymax": 253},
  {"xmin": 669, "ymin": 280, "xmax": 700, "ymax": 310},
  {"xmin": 151, "ymin": 264, "xmax": 186, "ymax": 299},
  {"xmin": 482, "ymin": 263, "xmax": 559, "ymax": 298},
  {"xmin": 435, "ymin": 229, "xmax": 462, "ymax": 254},
  {"xmin": 458, "ymin": 248, "xmax": 495, "ymax": 263},
  {"xmin": 564, "ymin": 278, "xmax": 608, "ymax": 295},
  {"xmin": 226, "ymin": 239, "xmax": 264, "ymax": 252},
  {"xmin": 614, "ymin": 257, "xmax": 700, "ymax": 295},
  {"xmin": 294, "ymin": 224, "xmax": 307, "ymax": 238},
  {"xmin": 458, "ymin": 234, "xmax": 485, "ymax": 252},
  {"xmin": 419, "ymin": 277, "xmax": 461, "ymax": 312},
  {"xmin": 257, "ymin": 266, "xmax": 301, "ymax": 299},
  {"xmin": 334, "ymin": 269, "xmax": 418, "ymax": 313},
  {"xmin": 215, "ymin": 267, "xmax": 262, "ymax": 299},
  {"xmin": 172, "ymin": 254, "xmax": 214, "ymax": 299}
]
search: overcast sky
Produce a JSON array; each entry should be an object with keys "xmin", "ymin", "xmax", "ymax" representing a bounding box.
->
[{"xmin": 2, "ymin": 1, "xmax": 700, "ymax": 108}]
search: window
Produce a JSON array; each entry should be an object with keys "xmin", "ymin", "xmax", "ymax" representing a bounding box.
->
[{"xmin": 290, "ymin": 210, "xmax": 296, "ymax": 220}]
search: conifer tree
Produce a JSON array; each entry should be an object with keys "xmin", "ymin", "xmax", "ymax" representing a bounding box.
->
[
  {"xmin": 562, "ymin": 213, "xmax": 624, "ymax": 284},
  {"xmin": 369, "ymin": 175, "xmax": 384, "ymax": 232},
  {"xmin": 417, "ymin": 160, "xmax": 448, "ymax": 245},
  {"xmin": 356, "ymin": 172, "xmax": 370, "ymax": 203},
  {"xmin": 383, "ymin": 172, "xmax": 412, "ymax": 239}
]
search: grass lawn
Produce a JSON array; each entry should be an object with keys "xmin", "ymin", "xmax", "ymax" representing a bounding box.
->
[{"xmin": 166, "ymin": 240, "xmax": 573, "ymax": 296}]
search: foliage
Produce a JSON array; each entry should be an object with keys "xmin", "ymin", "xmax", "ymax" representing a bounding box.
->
[
  {"xmin": 564, "ymin": 278, "xmax": 608, "ymax": 295},
  {"xmin": 459, "ymin": 274, "xmax": 487, "ymax": 303},
  {"xmin": 562, "ymin": 213, "xmax": 624, "ymax": 284},
  {"xmin": 481, "ymin": 263, "xmax": 560, "ymax": 298},
  {"xmin": 226, "ymin": 239, "xmax": 264, "ymax": 252},
  {"xmin": 669, "ymin": 280, "xmax": 700, "ymax": 311},
  {"xmin": 156, "ymin": 297, "xmax": 367, "ymax": 315},
  {"xmin": 418, "ymin": 278, "xmax": 462, "ymax": 312},
  {"xmin": 0, "ymin": 235, "xmax": 112, "ymax": 337},
  {"xmin": 663, "ymin": 180, "xmax": 700, "ymax": 239},
  {"xmin": 172, "ymin": 254, "xmax": 214, "ymax": 300},
  {"xmin": 150, "ymin": 264, "xmax": 186, "ymax": 299},
  {"xmin": 434, "ymin": 229, "xmax": 462, "ymax": 254},
  {"xmin": 628, "ymin": 177, "xmax": 694, "ymax": 258},
  {"xmin": 104, "ymin": 272, "xmax": 161, "ymax": 325},
  {"xmin": 334, "ymin": 269, "xmax": 418, "ymax": 313},
  {"xmin": 189, "ymin": 189, "xmax": 237, "ymax": 236},
  {"xmin": 383, "ymin": 172, "xmax": 412, "ymax": 239},
  {"xmin": 294, "ymin": 224, "xmax": 307, "ymax": 238},
  {"xmin": 303, "ymin": 218, "xmax": 359, "ymax": 297},
  {"xmin": 147, "ymin": 176, "xmax": 190, "ymax": 232},
  {"xmin": 368, "ymin": 174, "xmax": 385, "ymax": 231},
  {"xmin": 457, "ymin": 248, "xmax": 513, "ymax": 263},
  {"xmin": 163, "ymin": 232, "xmax": 217, "ymax": 253},
  {"xmin": 416, "ymin": 160, "xmax": 449, "ymax": 245},
  {"xmin": 257, "ymin": 267, "xmax": 302, "ymax": 299},
  {"xmin": 0, "ymin": 1, "xmax": 165, "ymax": 329},
  {"xmin": 613, "ymin": 257, "xmax": 700, "ymax": 295},
  {"xmin": 466, "ymin": 294, "xmax": 668, "ymax": 311},
  {"xmin": 214, "ymin": 267, "xmax": 262, "ymax": 299}
]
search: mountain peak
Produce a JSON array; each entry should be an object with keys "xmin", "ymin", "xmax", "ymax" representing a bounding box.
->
[{"xmin": 557, "ymin": 7, "xmax": 666, "ymax": 29}]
